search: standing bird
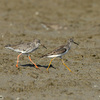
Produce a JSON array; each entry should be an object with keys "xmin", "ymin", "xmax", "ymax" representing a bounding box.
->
[
  {"xmin": 41, "ymin": 38, "xmax": 78, "ymax": 72},
  {"xmin": 5, "ymin": 39, "xmax": 46, "ymax": 69}
]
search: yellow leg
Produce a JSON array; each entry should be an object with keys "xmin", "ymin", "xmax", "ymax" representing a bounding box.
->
[
  {"xmin": 16, "ymin": 53, "xmax": 22, "ymax": 68},
  {"xmin": 61, "ymin": 59, "xmax": 72, "ymax": 73},
  {"xmin": 47, "ymin": 57, "xmax": 56, "ymax": 72},
  {"xmin": 28, "ymin": 56, "xmax": 40, "ymax": 70}
]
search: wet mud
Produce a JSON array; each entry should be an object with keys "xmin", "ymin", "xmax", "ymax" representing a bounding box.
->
[{"xmin": 0, "ymin": 0, "xmax": 100, "ymax": 100}]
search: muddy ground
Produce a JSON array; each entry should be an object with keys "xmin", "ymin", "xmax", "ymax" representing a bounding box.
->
[{"xmin": 0, "ymin": 0, "xmax": 100, "ymax": 100}]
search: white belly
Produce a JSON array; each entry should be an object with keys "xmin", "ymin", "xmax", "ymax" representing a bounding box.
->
[{"xmin": 47, "ymin": 49, "xmax": 68, "ymax": 58}]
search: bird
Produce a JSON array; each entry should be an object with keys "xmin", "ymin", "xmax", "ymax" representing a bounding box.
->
[
  {"xmin": 41, "ymin": 38, "xmax": 79, "ymax": 72},
  {"xmin": 5, "ymin": 39, "xmax": 46, "ymax": 69}
]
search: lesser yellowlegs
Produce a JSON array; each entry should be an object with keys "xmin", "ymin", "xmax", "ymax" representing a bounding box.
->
[{"xmin": 41, "ymin": 38, "xmax": 78, "ymax": 72}]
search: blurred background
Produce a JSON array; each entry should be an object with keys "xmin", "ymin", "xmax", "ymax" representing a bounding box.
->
[{"xmin": 0, "ymin": 0, "xmax": 100, "ymax": 100}]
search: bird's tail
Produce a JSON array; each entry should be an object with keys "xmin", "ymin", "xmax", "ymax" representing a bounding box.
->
[{"xmin": 5, "ymin": 44, "xmax": 14, "ymax": 50}]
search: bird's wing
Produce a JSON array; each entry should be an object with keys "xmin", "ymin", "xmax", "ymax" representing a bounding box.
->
[
  {"xmin": 42, "ymin": 45, "xmax": 66, "ymax": 57},
  {"xmin": 16, "ymin": 42, "xmax": 33, "ymax": 51},
  {"xmin": 6, "ymin": 42, "xmax": 31, "ymax": 51}
]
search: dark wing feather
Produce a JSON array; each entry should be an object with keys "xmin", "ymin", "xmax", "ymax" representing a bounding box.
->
[{"xmin": 42, "ymin": 45, "xmax": 66, "ymax": 57}]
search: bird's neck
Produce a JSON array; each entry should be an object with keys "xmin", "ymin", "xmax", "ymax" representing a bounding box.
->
[
  {"xmin": 68, "ymin": 41, "xmax": 71, "ymax": 47},
  {"xmin": 65, "ymin": 41, "xmax": 71, "ymax": 50},
  {"xmin": 35, "ymin": 43, "xmax": 39, "ymax": 48}
]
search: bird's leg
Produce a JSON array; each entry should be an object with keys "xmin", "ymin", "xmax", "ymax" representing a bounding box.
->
[
  {"xmin": 61, "ymin": 57, "xmax": 72, "ymax": 73},
  {"xmin": 28, "ymin": 55, "xmax": 40, "ymax": 70},
  {"xmin": 16, "ymin": 53, "xmax": 22, "ymax": 68},
  {"xmin": 47, "ymin": 57, "xmax": 56, "ymax": 72}
]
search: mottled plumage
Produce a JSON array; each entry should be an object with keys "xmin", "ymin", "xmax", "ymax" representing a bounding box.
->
[
  {"xmin": 5, "ymin": 39, "xmax": 46, "ymax": 69},
  {"xmin": 5, "ymin": 39, "xmax": 41, "ymax": 54},
  {"xmin": 41, "ymin": 38, "xmax": 78, "ymax": 72}
]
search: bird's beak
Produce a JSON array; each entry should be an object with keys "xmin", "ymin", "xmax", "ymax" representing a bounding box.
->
[
  {"xmin": 40, "ymin": 44, "xmax": 47, "ymax": 49},
  {"xmin": 73, "ymin": 41, "xmax": 79, "ymax": 45}
]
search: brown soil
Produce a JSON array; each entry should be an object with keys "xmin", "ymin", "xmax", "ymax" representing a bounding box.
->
[{"xmin": 0, "ymin": 0, "xmax": 100, "ymax": 100}]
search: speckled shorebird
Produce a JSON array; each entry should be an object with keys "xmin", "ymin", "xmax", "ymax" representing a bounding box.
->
[
  {"xmin": 5, "ymin": 39, "xmax": 46, "ymax": 69},
  {"xmin": 41, "ymin": 38, "xmax": 78, "ymax": 72}
]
